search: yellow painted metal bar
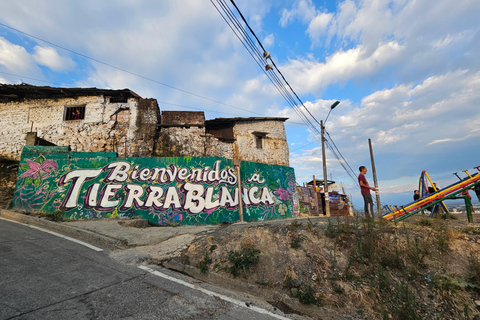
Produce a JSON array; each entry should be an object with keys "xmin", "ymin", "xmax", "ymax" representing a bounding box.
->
[
  {"xmin": 423, "ymin": 171, "xmax": 450, "ymax": 215},
  {"xmin": 424, "ymin": 171, "xmax": 436, "ymax": 191},
  {"xmin": 463, "ymin": 170, "xmax": 473, "ymax": 178},
  {"xmin": 383, "ymin": 172, "xmax": 480, "ymax": 220}
]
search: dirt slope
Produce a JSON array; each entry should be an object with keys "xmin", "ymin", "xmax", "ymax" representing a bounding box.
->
[{"xmin": 166, "ymin": 215, "xmax": 480, "ymax": 320}]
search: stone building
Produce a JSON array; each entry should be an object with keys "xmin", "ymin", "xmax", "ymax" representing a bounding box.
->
[
  {"xmin": 0, "ymin": 84, "xmax": 159, "ymax": 160},
  {"xmin": 155, "ymin": 111, "xmax": 289, "ymax": 166},
  {"xmin": 0, "ymin": 84, "xmax": 290, "ymax": 166}
]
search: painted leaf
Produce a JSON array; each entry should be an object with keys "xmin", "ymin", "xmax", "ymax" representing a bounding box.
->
[
  {"xmin": 20, "ymin": 164, "xmax": 29, "ymax": 172},
  {"xmin": 35, "ymin": 156, "xmax": 45, "ymax": 164},
  {"xmin": 25, "ymin": 177, "xmax": 33, "ymax": 185},
  {"xmin": 34, "ymin": 175, "xmax": 42, "ymax": 187}
]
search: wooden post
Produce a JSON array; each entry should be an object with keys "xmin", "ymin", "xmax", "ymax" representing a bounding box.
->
[
  {"xmin": 312, "ymin": 175, "xmax": 319, "ymax": 215},
  {"xmin": 368, "ymin": 138, "xmax": 381, "ymax": 217},
  {"xmin": 321, "ymin": 120, "xmax": 330, "ymax": 217},
  {"xmin": 236, "ymin": 164, "xmax": 244, "ymax": 222}
]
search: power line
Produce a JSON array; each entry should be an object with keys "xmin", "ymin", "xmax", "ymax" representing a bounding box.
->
[
  {"xmin": 211, "ymin": 0, "xmax": 321, "ymax": 140},
  {"xmin": 216, "ymin": 0, "xmax": 360, "ymax": 186},
  {"xmin": 0, "ymin": 70, "xmax": 308, "ymax": 127},
  {"xmin": 0, "ymin": 22, "xmax": 282, "ymax": 120},
  {"xmin": 0, "ymin": 71, "xmax": 64, "ymax": 86}
]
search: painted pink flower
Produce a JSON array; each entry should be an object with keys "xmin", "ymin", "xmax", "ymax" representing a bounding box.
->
[
  {"xmin": 273, "ymin": 188, "xmax": 290, "ymax": 201},
  {"xmin": 20, "ymin": 159, "xmax": 58, "ymax": 182}
]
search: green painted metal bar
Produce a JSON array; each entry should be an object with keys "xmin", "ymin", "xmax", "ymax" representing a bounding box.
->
[{"xmin": 393, "ymin": 180, "xmax": 480, "ymax": 222}]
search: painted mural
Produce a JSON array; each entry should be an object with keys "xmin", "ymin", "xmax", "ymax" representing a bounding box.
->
[
  {"xmin": 240, "ymin": 161, "xmax": 297, "ymax": 221},
  {"xmin": 13, "ymin": 146, "xmax": 297, "ymax": 225}
]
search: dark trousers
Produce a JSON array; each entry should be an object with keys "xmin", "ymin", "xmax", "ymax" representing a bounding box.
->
[{"xmin": 362, "ymin": 193, "xmax": 374, "ymax": 218}]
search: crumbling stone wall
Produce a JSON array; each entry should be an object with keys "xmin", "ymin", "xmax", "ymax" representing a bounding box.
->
[
  {"xmin": 154, "ymin": 111, "xmax": 206, "ymax": 157},
  {"xmin": 204, "ymin": 135, "xmax": 234, "ymax": 159},
  {"xmin": 233, "ymin": 120, "xmax": 289, "ymax": 166},
  {"xmin": 0, "ymin": 96, "xmax": 159, "ymax": 160},
  {"xmin": 156, "ymin": 127, "xmax": 205, "ymax": 157}
]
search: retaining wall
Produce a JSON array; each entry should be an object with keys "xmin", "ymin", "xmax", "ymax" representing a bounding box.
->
[{"xmin": 12, "ymin": 146, "xmax": 297, "ymax": 225}]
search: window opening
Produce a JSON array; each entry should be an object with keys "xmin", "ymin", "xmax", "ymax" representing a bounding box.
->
[
  {"xmin": 256, "ymin": 136, "xmax": 263, "ymax": 149},
  {"xmin": 65, "ymin": 105, "xmax": 86, "ymax": 121},
  {"xmin": 252, "ymin": 132, "xmax": 267, "ymax": 149},
  {"xmin": 109, "ymin": 96, "xmax": 128, "ymax": 103}
]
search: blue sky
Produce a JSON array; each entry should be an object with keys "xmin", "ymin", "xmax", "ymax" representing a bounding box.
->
[{"xmin": 1, "ymin": 0, "xmax": 479, "ymax": 209}]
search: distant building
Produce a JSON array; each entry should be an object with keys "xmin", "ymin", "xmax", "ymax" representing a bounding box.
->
[{"xmin": 0, "ymin": 84, "xmax": 290, "ymax": 166}]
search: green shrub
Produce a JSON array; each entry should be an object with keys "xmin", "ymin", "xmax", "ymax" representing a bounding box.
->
[
  {"xmin": 196, "ymin": 251, "xmax": 212, "ymax": 273},
  {"xmin": 298, "ymin": 284, "xmax": 322, "ymax": 305},
  {"xmin": 467, "ymin": 251, "xmax": 480, "ymax": 287},
  {"xmin": 290, "ymin": 234, "xmax": 306, "ymax": 249},
  {"xmin": 289, "ymin": 220, "xmax": 302, "ymax": 231},
  {"xmin": 417, "ymin": 218, "xmax": 432, "ymax": 226},
  {"xmin": 226, "ymin": 247, "xmax": 261, "ymax": 277}
]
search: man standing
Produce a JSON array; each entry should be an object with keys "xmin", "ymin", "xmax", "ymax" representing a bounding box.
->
[{"xmin": 358, "ymin": 166, "xmax": 376, "ymax": 218}]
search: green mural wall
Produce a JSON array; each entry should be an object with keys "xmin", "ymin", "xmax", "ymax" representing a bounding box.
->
[
  {"xmin": 13, "ymin": 146, "xmax": 297, "ymax": 225},
  {"xmin": 240, "ymin": 161, "xmax": 297, "ymax": 222}
]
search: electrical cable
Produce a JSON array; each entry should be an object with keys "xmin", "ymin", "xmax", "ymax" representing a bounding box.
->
[
  {"xmin": 222, "ymin": 1, "xmax": 360, "ymax": 184},
  {"xmin": 0, "ymin": 22, "xmax": 280, "ymax": 120},
  {"xmin": 0, "ymin": 71, "xmax": 64, "ymax": 86}
]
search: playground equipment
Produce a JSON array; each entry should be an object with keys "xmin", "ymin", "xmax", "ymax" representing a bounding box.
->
[{"xmin": 383, "ymin": 166, "xmax": 480, "ymax": 223}]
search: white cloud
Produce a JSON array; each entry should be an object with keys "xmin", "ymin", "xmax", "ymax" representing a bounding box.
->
[
  {"xmin": 283, "ymin": 41, "xmax": 404, "ymax": 93},
  {"xmin": 287, "ymin": 69, "xmax": 480, "ymax": 190},
  {"xmin": 0, "ymin": 37, "xmax": 36, "ymax": 73},
  {"xmin": 263, "ymin": 33, "xmax": 274, "ymax": 48},
  {"xmin": 280, "ymin": 0, "xmax": 316, "ymax": 27},
  {"xmin": 32, "ymin": 46, "xmax": 75, "ymax": 71},
  {"xmin": 307, "ymin": 12, "xmax": 333, "ymax": 45}
]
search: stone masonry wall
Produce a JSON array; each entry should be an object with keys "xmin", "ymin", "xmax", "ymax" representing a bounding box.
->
[
  {"xmin": 0, "ymin": 96, "xmax": 158, "ymax": 160},
  {"xmin": 204, "ymin": 135, "xmax": 234, "ymax": 159},
  {"xmin": 156, "ymin": 127, "xmax": 205, "ymax": 157},
  {"xmin": 233, "ymin": 120, "xmax": 289, "ymax": 166}
]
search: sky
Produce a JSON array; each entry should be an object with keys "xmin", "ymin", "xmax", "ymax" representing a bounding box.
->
[{"xmin": 0, "ymin": 0, "xmax": 479, "ymax": 210}]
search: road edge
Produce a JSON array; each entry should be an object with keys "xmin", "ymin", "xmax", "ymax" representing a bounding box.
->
[{"xmin": 0, "ymin": 209, "xmax": 125, "ymax": 250}]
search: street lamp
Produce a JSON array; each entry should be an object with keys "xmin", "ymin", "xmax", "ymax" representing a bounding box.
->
[{"xmin": 321, "ymin": 101, "xmax": 340, "ymax": 217}]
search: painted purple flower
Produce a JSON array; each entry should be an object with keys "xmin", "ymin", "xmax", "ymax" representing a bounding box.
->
[
  {"xmin": 20, "ymin": 159, "xmax": 58, "ymax": 186},
  {"xmin": 273, "ymin": 188, "xmax": 290, "ymax": 201}
]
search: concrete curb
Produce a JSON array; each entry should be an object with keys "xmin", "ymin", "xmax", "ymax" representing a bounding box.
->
[{"xmin": 0, "ymin": 209, "xmax": 125, "ymax": 251}]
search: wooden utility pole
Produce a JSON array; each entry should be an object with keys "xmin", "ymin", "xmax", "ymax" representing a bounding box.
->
[
  {"xmin": 321, "ymin": 120, "xmax": 330, "ymax": 217},
  {"xmin": 312, "ymin": 175, "xmax": 320, "ymax": 215},
  {"xmin": 236, "ymin": 164, "xmax": 244, "ymax": 222},
  {"xmin": 368, "ymin": 138, "xmax": 381, "ymax": 217}
]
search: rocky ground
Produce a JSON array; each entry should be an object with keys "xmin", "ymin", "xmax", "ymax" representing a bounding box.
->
[
  {"xmin": 163, "ymin": 213, "xmax": 480, "ymax": 320},
  {"xmin": 0, "ymin": 158, "xmax": 18, "ymax": 208}
]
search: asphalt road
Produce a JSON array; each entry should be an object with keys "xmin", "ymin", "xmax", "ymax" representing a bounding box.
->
[{"xmin": 0, "ymin": 218, "xmax": 294, "ymax": 320}]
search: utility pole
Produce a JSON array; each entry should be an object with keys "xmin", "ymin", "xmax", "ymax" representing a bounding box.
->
[
  {"xmin": 368, "ymin": 138, "xmax": 381, "ymax": 217},
  {"xmin": 312, "ymin": 175, "xmax": 320, "ymax": 215},
  {"xmin": 321, "ymin": 120, "xmax": 330, "ymax": 217}
]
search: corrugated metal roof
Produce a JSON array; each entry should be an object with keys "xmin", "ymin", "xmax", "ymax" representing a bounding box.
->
[
  {"xmin": 0, "ymin": 83, "xmax": 142, "ymax": 102},
  {"xmin": 206, "ymin": 117, "xmax": 288, "ymax": 125}
]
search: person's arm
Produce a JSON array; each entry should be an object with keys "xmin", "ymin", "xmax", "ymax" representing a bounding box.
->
[{"xmin": 359, "ymin": 180, "xmax": 376, "ymax": 191}]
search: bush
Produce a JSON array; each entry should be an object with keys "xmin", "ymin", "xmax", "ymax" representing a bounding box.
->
[
  {"xmin": 196, "ymin": 251, "xmax": 212, "ymax": 273},
  {"xmin": 467, "ymin": 251, "xmax": 480, "ymax": 287},
  {"xmin": 226, "ymin": 247, "xmax": 261, "ymax": 277},
  {"xmin": 290, "ymin": 234, "xmax": 306, "ymax": 249},
  {"xmin": 417, "ymin": 218, "xmax": 432, "ymax": 226},
  {"xmin": 298, "ymin": 284, "xmax": 322, "ymax": 305}
]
